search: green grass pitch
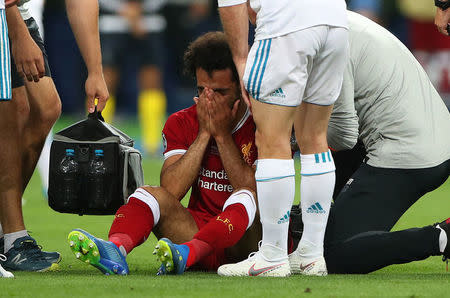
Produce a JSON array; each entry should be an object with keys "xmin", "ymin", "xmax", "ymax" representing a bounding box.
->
[{"xmin": 1, "ymin": 118, "xmax": 449, "ymax": 297}]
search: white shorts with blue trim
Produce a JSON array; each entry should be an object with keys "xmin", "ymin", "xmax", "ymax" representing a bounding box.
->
[
  {"xmin": 243, "ymin": 26, "xmax": 348, "ymax": 107},
  {"xmin": 0, "ymin": 9, "xmax": 11, "ymax": 101}
]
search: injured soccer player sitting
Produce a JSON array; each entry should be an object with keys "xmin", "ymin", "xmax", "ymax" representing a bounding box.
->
[{"xmin": 67, "ymin": 31, "xmax": 264, "ymax": 276}]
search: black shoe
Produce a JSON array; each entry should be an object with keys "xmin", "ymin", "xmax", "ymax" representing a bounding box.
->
[
  {"xmin": 3, "ymin": 236, "xmax": 60, "ymax": 272},
  {"xmin": 0, "ymin": 236, "xmax": 61, "ymax": 264},
  {"xmin": 289, "ymin": 205, "xmax": 304, "ymax": 251},
  {"xmin": 435, "ymin": 218, "xmax": 449, "ymax": 270}
]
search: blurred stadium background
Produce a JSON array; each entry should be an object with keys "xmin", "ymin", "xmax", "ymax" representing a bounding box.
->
[{"xmin": 32, "ymin": 0, "xmax": 450, "ymax": 158}]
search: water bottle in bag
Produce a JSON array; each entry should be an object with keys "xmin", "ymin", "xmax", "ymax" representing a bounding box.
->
[
  {"xmin": 60, "ymin": 149, "xmax": 79, "ymax": 209},
  {"xmin": 88, "ymin": 149, "xmax": 107, "ymax": 209}
]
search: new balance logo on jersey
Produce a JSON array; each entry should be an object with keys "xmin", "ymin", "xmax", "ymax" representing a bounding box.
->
[
  {"xmin": 278, "ymin": 210, "xmax": 290, "ymax": 224},
  {"xmin": 306, "ymin": 202, "xmax": 326, "ymax": 214},
  {"xmin": 269, "ymin": 88, "xmax": 286, "ymax": 98}
]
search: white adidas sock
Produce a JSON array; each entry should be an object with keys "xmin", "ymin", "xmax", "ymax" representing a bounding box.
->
[
  {"xmin": 297, "ymin": 150, "xmax": 335, "ymax": 259},
  {"xmin": 4, "ymin": 230, "xmax": 28, "ymax": 253},
  {"xmin": 437, "ymin": 225, "xmax": 448, "ymax": 253},
  {"xmin": 255, "ymin": 159, "xmax": 295, "ymax": 260}
]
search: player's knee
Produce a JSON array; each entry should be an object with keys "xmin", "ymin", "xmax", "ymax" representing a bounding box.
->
[
  {"xmin": 127, "ymin": 187, "xmax": 161, "ymax": 226},
  {"xmin": 224, "ymin": 189, "xmax": 257, "ymax": 230},
  {"xmin": 40, "ymin": 91, "xmax": 61, "ymax": 128},
  {"xmin": 140, "ymin": 185, "xmax": 180, "ymax": 219},
  {"xmin": 140, "ymin": 185, "xmax": 166, "ymax": 204}
]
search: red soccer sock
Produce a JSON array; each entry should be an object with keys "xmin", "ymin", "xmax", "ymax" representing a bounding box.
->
[
  {"xmin": 109, "ymin": 233, "xmax": 134, "ymax": 256},
  {"xmin": 186, "ymin": 203, "xmax": 249, "ymax": 267},
  {"xmin": 184, "ymin": 239, "xmax": 213, "ymax": 267},
  {"xmin": 108, "ymin": 197, "xmax": 154, "ymax": 254}
]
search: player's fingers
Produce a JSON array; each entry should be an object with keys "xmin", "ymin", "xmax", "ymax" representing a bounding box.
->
[
  {"xmin": 21, "ymin": 63, "xmax": 33, "ymax": 82},
  {"xmin": 96, "ymin": 98, "xmax": 107, "ymax": 112},
  {"xmin": 205, "ymin": 96, "xmax": 213, "ymax": 111},
  {"xmin": 17, "ymin": 63, "xmax": 28, "ymax": 80},
  {"xmin": 97, "ymin": 89, "xmax": 109, "ymax": 111},
  {"xmin": 207, "ymin": 95, "xmax": 218, "ymax": 113},
  {"xmin": 205, "ymin": 88, "xmax": 214, "ymax": 101},
  {"xmin": 16, "ymin": 62, "xmax": 25, "ymax": 78},
  {"xmin": 443, "ymin": 24, "xmax": 450, "ymax": 36},
  {"xmin": 86, "ymin": 90, "xmax": 95, "ymax": 113},
  {"xmin": 28, "ymin": 62, "xmax": 40, "ymax": 82},
  {"xmin": 439, "ymin": 26, "xmax": 449, "ymax": 36},
  {"xmin": 36, "ymin": 56, "xmax": 45, "ymax": 78},
  {"xmin": 207, "ymin": 99, "xmax": 219, "ymax": 119},
  {"xmin": 87, "ymin": 99, "xmax": 95, "ymax": 113},
  {"xmin": 436, "ymin": 20, "xmax": 450, "ymax": 35}
]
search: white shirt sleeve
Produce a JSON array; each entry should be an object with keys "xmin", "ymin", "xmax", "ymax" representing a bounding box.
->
[{"xmin": 217, "ymin": 0, "xmax": 247, "ymax": 8}]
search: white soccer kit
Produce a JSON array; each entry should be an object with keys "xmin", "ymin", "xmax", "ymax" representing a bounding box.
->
[
  {"xmin": 243, "ymin": 26, "xmax": 348, "ymax": 106},
  {"xmin": 227, "ymin": 0, "xmax": 349, "ymax": 107},
  {"xmin": 0, "ymin": 1, "xmax": 11, "ymax": 101}
]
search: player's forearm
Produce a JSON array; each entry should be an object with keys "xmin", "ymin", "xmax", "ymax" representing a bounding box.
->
[
  {"xmin": 6, "ymin": 5, "xmax": 28, "ymax": 41},
  {"xmin": 215, "ymin": 134, "xmax": 256, "ymax": 192},
  {"xmin": 65, "ymin": 0, "xmax": 103, "ymax": 75},
  {"xmin": 219, "ymin": 4, "xmax": 249, "ymax": 63},
  {"xmin": 160, "ymin": 132, "xmax": 211, "ymax": 200}
]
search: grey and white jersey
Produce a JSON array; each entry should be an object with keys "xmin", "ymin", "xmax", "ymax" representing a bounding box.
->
[{"xmin": 328, "ymin": 11, "xmax": 450, "ymax": 169}]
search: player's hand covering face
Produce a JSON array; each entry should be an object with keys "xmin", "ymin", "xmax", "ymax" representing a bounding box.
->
[
  {"xmin": 195, "ymin": 68, "xmax": 241, "ymax": 138},
  {"xmin": 193, "ymin": 91, "xmax": 211, "ymax": 136},
  {"xmin": 205, "ymin": 87, "xmax": 239, "ymax": 139}
]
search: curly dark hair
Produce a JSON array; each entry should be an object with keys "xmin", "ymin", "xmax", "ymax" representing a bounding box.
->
[{"xmin": 183, "ymin": 31, "xmax": 240, "ymax": 83}]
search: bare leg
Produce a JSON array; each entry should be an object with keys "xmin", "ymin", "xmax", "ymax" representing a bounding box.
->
[
  {"xmin": 0, "ymin": 81, "xmax": 62, "ymax": 271},
  {"xmin": 290, "ymin": 102, "xmax": 335, "ymax": 275},
  {"xmin": 21, "ymin": 77, "xmax": 61, "ymax": 191},
  {"xmin": 294, "ymin": 102, "xmax": 333, "ymax": 154},
  {"xmin": 0, "ymin": 87, "xmax": 29, "ymax": 234},
  {"xmin": 147, "ymin": 186, "xmax": 199, "ymax": 243},
  {"xmin": 249, "ymin": 96, "xmax": 296, "ymax": 261},
  {"xmin": 251, "ymin": 97, "xmax": 295, "ymax": 159}
]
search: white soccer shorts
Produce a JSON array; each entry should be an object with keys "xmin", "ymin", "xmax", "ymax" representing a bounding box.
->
[{"xmin": 243, "ymin": 26, "xmax": 348, "ymax": 107}]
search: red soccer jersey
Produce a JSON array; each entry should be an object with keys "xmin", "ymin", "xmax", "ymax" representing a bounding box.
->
[{"xmin": 162, "ymin": 105, "xmax": 257, "ymax": 218}]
